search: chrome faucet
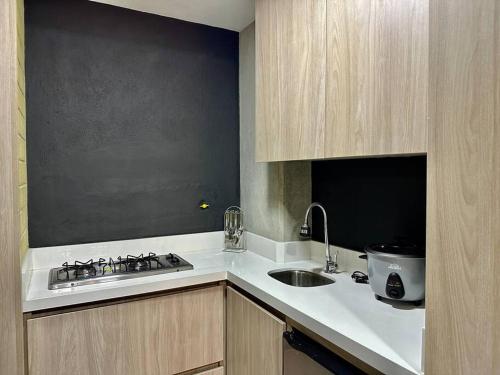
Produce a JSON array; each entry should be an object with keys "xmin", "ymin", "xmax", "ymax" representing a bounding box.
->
[{"xmin": 300, "ymin": 203, "xmax": 337, "ymax": 273}]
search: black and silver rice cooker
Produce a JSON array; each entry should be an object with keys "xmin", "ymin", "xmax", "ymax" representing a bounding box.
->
[{"xmin": 365, "ymin": 243, "xmax": 425, "ymax": 304}]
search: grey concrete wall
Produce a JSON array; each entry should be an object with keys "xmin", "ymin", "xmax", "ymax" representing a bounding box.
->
[{"xmin": 239, "ymin": 23, "xmax": 311, "ymax": 242}]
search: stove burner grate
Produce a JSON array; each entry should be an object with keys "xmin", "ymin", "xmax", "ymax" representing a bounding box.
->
[{"xmin": 49, "ymin": 252, "xmax": 193, "ymax": 289}]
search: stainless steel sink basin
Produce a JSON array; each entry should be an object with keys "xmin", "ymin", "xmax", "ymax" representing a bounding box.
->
[{"xmin": 267, "ymin": 269, "xmax": 335, "ymax": 287}]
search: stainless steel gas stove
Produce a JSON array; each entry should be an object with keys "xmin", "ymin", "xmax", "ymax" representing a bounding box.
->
[{"xmin": 48, "ymin": 252, "xmax": 193, "ymax": 290}]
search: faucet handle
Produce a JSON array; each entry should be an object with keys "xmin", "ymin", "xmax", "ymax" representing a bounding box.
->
[{"xmin": 299, "ymin": 224, "xmax": 311, "ymax": 238}]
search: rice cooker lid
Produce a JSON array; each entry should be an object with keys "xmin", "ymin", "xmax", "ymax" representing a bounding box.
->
[{"xmin": 365, "ymin": 242, "xmax": 425, "ymax": 258}]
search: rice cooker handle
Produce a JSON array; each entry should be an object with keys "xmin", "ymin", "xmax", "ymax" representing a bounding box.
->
[{"xmin": 385, "ymin": 272, "xmax": 405, "ymax": 299}]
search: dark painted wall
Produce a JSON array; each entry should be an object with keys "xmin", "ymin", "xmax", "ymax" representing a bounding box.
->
[
  {"xmin": 25, "ymin": 0, "xmax": 239, "ymax": 247},
  {"xmin": 311, "ymin": 156, "xmax": 426, "ymax": 252}
]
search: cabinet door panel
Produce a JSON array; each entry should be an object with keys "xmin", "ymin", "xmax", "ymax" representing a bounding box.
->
[
  {"xmin": 425, "ymin": 0, "xmax": 500, "ymax": 373},
  {"xmin": 256, "ymin": 0, "xmax": 326, "ymax": 162},
  {"xmin": 326, "ymin": 0, "xmax": 428, "ymax": 157},
  {"xmin": 226, "ymin": 287, "xmax": 285, "ymax": 375},
  {"xmin": 27, "ymin": 286, "xmax": 224, "ymax": 375}
]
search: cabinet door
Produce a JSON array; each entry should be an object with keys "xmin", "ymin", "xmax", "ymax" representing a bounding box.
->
[
  {"xmin": 27, "ymin": 286, "xmax": 224, "ymax": 375},
  {"xmin": 326, "ymin": 0, "xmax": 428, "ymax": 157},
  {"xmin": 226, "ymin": 287, "xmax": 285, "ymax": 375},
  {"xmin": 255, "ymin": 0, "xmax": 327, "ymax": 162},
  {"xmin": 425, "ymin": 0, "xmax": 500, "ymax": 373}
]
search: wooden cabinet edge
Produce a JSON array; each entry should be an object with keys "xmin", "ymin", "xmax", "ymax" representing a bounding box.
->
[
  {"xmin": 257, "ymin": 151, "xmax": 427, "ymax": 163},
  {"xmin": 227, "ymin": 286, "xmax": 285, "ymax": 326},
  {"xmin": 323, "ymin": 150, "xmax": 427, "ymax": 160},
  {"xmin": 178, "ymin": 365, "xmax": 224, "ymax": 375},
  {"xmin": 193, "ymin": 366, "xmax": 224, "ymax": 375},
  {"xmin": 24, "ymin": 281, "xmax": 225, "ymax": 319}
]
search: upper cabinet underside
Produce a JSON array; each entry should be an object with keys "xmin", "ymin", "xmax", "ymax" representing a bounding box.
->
[{"xmin": 256, "ymin": 0, "xmax": 428, "ymax": 162}]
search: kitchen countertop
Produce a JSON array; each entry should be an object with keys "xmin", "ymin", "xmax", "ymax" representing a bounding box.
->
[{"xmin": 23, "ymin": 248, "xmax": 424, "ymax": 375}]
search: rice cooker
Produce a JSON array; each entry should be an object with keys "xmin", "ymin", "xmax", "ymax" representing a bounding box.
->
[{"xmin": 365, "ymin": 243, "xmax": 425, "ymax": 304}]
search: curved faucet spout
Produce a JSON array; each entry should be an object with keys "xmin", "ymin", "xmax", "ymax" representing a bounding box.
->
[{"xmin": 301, "ymin": 202, "xmax": 337, "ymax": 273}]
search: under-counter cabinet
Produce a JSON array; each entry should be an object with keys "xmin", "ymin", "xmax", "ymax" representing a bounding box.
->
[
  {"xmin": 226, "ymin": 287, "xmax": 286, "ymax": 375},
  {"xmin": 255, "ymin": 0, "xmax": 428, "ymax": 161},
  {"xmin": 26, "ymin": 286, "xmax": 224, "ymax": 375}
]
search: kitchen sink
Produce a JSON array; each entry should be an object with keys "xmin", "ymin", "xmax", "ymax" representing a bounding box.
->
[{"xmin": 267, "ymin": 269, "xmax": 335, "ymax": 287}]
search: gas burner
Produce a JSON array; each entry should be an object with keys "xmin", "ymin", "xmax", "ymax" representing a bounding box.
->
[
  {"xmin": 48, "ymin": 252, "xmax": 193, "ymax": 290},
  {"xmin": 116, "ymin": 252, "xmax": 165, "ymax": 272},
  {"xmin": 75, "ymin": 259, "xmax": 99, "ymax": 278},
  {"xmin": 145, "ymin": 252, "xmax": 164, "ymax": 267},
  {"xmin": 124, "ymin": 254, "xmax": 149, "ymax": 272},
  {"xmin": 167, "ymin": 253, "xmax": 180, "ymax": 264},
  {"xmin": 57, "ymin": 259, "xmax": 103, "ymax": 281}
]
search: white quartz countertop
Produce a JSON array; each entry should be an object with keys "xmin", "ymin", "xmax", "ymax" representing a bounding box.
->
[{"xmin": 23, "ymin": 248, "xmax": 424, "ymax": 375}]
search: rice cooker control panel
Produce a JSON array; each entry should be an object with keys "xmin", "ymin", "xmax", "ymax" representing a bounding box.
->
[{"xmin": 385, "ymin": 272, "xmax": 405, "ymax": 299}]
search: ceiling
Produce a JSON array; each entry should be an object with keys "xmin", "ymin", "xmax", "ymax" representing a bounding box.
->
[{"xmin": 91, "ymin": 0, "xmax": 255, "ymax": 32}]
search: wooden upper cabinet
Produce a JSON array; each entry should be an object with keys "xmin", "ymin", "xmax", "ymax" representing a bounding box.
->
[
  {"xmin": 255, "ymin": 0, "xmax": 327, "ymax": 162},
  {"xmin": 27, "ymin": 286, "xmax": 224, "ymax": 375},
  {"xmin": 325, "ymin": 0, "xmax": 428, "ymax": 157},
  {"xmin": 255, "ymin": 0, "xmax": 428, "ymax": 161}
]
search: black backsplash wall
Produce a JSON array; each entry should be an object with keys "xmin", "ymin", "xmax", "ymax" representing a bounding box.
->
[
  {"xmin": 25, "ymin": 0, "xmax": 239, "ymax": 247},
  {"xmin": 312, "ymin": 157, "xmax": 426, "ymax": 252}
]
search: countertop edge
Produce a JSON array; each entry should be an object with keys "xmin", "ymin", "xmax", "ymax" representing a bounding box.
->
[{"xmin": 23, "ymin": 271, "xmax": 228, "ymax": 312}]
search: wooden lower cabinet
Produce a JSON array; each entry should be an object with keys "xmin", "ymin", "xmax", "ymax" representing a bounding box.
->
[
  {"xmin": 27, "ymin": 286, "xmax": 224, "ymax": 375},
  {"xmin": 226, "ymin": 286, "xmax": 285, "ymax": 375}
]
